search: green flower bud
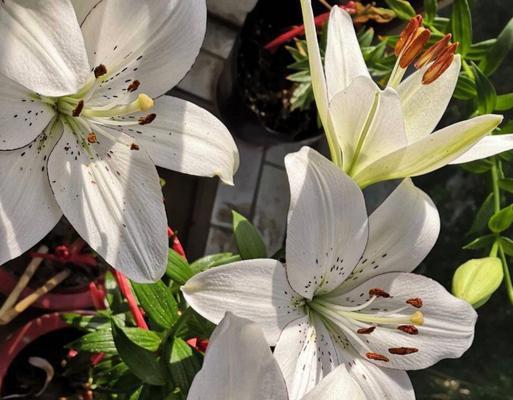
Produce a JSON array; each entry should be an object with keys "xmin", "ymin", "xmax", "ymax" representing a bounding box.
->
[{"xmin": 452, "ymin": 257, "xmax": 503, "ymax": 308}]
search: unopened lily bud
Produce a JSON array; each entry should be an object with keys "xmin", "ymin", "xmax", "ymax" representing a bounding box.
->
[
  {"xmin": 452, "ymin": 257, "xmax": 503, "ymax": 308},
  {"xmin": 415, "ymin": 33, "xmax": 452, "ymax": 69},
  {"xmin": 395, "ymin": 15, "xmax": 423, "ymax": 56}
]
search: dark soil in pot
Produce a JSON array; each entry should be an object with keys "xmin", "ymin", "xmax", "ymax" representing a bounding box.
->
[
  {"xmin": 218, "ymin": 0, "xmax": 329, "ymax": 145},
  {"xmin": 2, "ymin": 218, "xmax": 105, "ymax": 295},
  {"xmin": 1, "ymin": 328, "xmax": 89, "ymax": 399}
]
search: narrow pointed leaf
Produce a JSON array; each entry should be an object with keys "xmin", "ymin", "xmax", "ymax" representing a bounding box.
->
[
  {"xmin": 166, "ymin": 250, "xmax": 193, "ymax": 285},
  {"xmin": 472, "ymin": 64, "xmax": 497, "ymax": 114},
  {"xmin": 499, "ymin": 178, "xmax": 513, "ymax": 193},
  {"xmin": 111, "ymin": 322, "xmax": 166, "ymax": 386},
  {"xmin": 169, "ymin": 338, "xmax": 201, "ymax": 393},
  {"xmin": 451, "ymin": 0, "xmax": 472, "ymax": 55},
  {"xmin": 489, "ymin": 205, "xmax": 513, "ymax": 233},
  {"xmin": 132, "ymin": 281, "xmax": 179, "ymax": 330},
  {"xmin": 424, "ymin": 0, "xmax": 437, "ymax": 24},
  {"xmin": 496, "ymin": 93, "xmax": 513, "ymax": 111},
  {"xmin": 463, "ymin": 234, "xmax": 496, "ymax": 250},
  {"xmin": 480, "ymin": 18, "xmax": 513, "ymax": 76},
  {"xmin": 232, "ymin": 211, "xmax": 267, "ymax": 259},
  {"xmin": 384, "ymin": 0, "xmax": 416, "ymax": 20},
  {"xmin": 468, "ymin": 193, "xmax": 495, "ymax": 235}
]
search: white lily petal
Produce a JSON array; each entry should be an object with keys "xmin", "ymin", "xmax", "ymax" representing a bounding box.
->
[
  {"xmin": 341, "ymin": 272, "xmax": 477, "ymax": 370},
  {"xmin": 328, "ymin": 179, "xmax": 439, "ymax": 294},
  {"xmin": 188, "ymin": 313, "xmax": 288, "ymax": 400},
  {"xmin": 346, "ymin": 359, "xmax": 415, "ymax": 400},
  {"xmin": 0, "ymin": 0, "xmax": 90, "ymax": 96},
  {"xmin": 81, "ymin": 0, "xmax": 206, "ymax": 100},
  {"xmin": 0, "ymin": 75, "xmax": 55, "ymax": 150},
  {"xmin": 450, "ymin": 134, "xmax": 513, "ymax": 164},
  {"xmin": 182, "ymin": 259, "xmax": 304, "ymax": 345},
  {"xmin": 0, "ymin": 122, "xmax": 62, "ymax": 265},
  {"xmin": 398, "ymin": 56, "xmax": 461, "ymax": 142},
  {"xmin": 106, "ymin": 96, "xmax": 239, "ymax": 184},
  {"xmin": 325, "ymin": 7, "xmax": 370, "ymax": 100},
  {"xmin": 353, "ymin": 114, "xmax": 504, "ymax": 187},
  {"xmin": 274, "ymin": 314, "xmax": 340, "ymax": 400},
  {"xmin": 284, "ymin": 147, "xmax": 368, "ymax": 300},
  {"xmin": 70, "ymin": 0, "xmax": 97, "ymax": 25},
  {"xmin": 299, "ymin": 0, "xmax": 329, "ymax": 125},
  {"xmin": 329, "ymin": 76, "xmax": 407, "ymax": 174},
  {"xmin": 302, "ymin": 364, "xmax": 366, "ymax": 400},
  {"xmin": 47, "ymin": 122, "xmax": 168, "ymax": 283}
]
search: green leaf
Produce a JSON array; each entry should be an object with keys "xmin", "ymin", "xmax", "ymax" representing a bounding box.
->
[
  {"xmin": 384, "ymin": 0, "xmax": 415, "ymax": 20},
  {"xmin": 111, "ymin": 321, "xmax": 166, "ymax": 386},
  {"xmin": 189, "ymin": 253, "xmax": 241, "ymax": 273},
  {"xmin": 232, "ymin": 211, "xmax": 267, "ymax": 259},
  {"xmin": 451, "ymin": 0, "xmax": 472, "ymax": 55},
  {"xmin": 432, "ymin": 17, "xmax": 450, "ymax": 33},
  {"xmin": 467, "ymin": 39, "xmax": 497, "ymax": 60},
  {"xmin": 454, "ymin": 73, "xmax": 477, "ymax": 100},
  {"xmin": 357, "ymin": 27, "xmax": 375, "ymax": 47},
  {"xmin": 499, "ymin": 237, "xmax": 513, "ymax": 256},
  {"xmin": 166, "ymin": 250, "xmax": 193, "ymax": 285},
  {"xmin": 168, "ymin": 338, "xmax": 201, "ymax": 393},
  {"xmin": 423, "ymin": 0, "xmax": 437, "ymax": 25},
  {"xmin": 489, "ymin": 205, "xmax": 513, "ymax": 233},
  {"xmin": 463, "ymin": 234, "xmax": 496, "ymax": 250},
  {"xmin": 499, "ymin": 178, "xmax": 513, "ymax": 194},
  {"xmin": 468, "ymin": 193, "xmax": 495, "ymax": 235},
  {"xmin": 496, "ymin": 93, "xmax": 513, "ymax": 112},
  {"xmin": 472, "ymin": 63, "xmax": 497, "ymax": 115},
  {"xmin": 459, "ymin": 159, "xmax": 493, "ymax": 174},
  {"xmin": 480, "ymin": 18, "xmax": 513, "ymax": 76},
  {"xmin": 70, "ymin": 326, "xmax": 161, "ymax": 354},
  {"xmin": 132, "ymin": 281, "xmax": 179, "ymax": 330}
]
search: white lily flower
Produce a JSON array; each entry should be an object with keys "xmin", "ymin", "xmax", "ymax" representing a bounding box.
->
[
  {"xmin": 300, "ymin": 0, "xmax": 511, "ymax": 188},
  {"xmin": 182, "ymin": 147, "xmax": 477, "ymax": 400},
  {"xmin": 0, "ymin": 0, "xmax": 238, "ymax": 282},
  {"xmin": 188, "ymin": 312, "xmax": 366, "ymax": 400}
]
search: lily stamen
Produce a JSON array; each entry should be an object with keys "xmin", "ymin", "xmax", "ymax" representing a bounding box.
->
[
  {"xmin": 81, "ymin": 93, "xmax": 154, "ymax": 118},
  {"xmin": 415, "ymin": 33, "xmax": 452, "ymax": 69}
]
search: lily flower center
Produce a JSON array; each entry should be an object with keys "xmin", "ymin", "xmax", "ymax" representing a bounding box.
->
[
  {"xmin": 37, "ymin": 64, "xmax": 157, "ymax": 142},
  {"xmin": 304, "ymin": 289, "xmax": 424, "ymax": 362}
]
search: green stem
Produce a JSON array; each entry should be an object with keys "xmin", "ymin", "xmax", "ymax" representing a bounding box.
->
[
  {"xmin": 498, "ymin": 246, "xmax": 513, "ymax": 306},
  {"xmin": 491, "ymin": 158, "xmax": 501, "ymax": 212}
]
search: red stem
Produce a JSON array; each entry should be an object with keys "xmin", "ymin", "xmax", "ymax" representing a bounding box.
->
[
  {"xmin": 112, "ymin": 269, "xmax": 148, "ymax": 330},
  {"xmin": 167, "ymin": 227, "xmax": 186, "ymax": 260},
  {"xmin": 264, "ymin": 3, "xmax": 356, "ymax": 52}
]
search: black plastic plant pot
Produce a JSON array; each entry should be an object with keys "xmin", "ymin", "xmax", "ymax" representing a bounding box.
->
[{"xmin": 217, "ymin": 0, "xmax": 326, "ymax": 147}]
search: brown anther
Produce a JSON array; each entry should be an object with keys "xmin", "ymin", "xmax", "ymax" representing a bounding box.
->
[
  {"xmin": 72, "ymin": 100, "xmax": 84, "ymax": 117},
  {"xmin": 388, "ymin": 347, "xmax": 419, "ymax": 355},
  {"xmin": 415, "ymin": 33, "xmax": 452, "ymax": 69},
  {"xmin": 138, "ymin": 113, "xmax": 156, "ymax": 125},
  {"xmin": 127, "ymin": 80, "xmax": 141, "ymax": 92},
  {"xmin": 87, "ymin": 132, "xmax": 97, "ymax": 144},
  {"xmin": 421, "ymin": 43, "xmax": 458, "ymax": 85},
  {"xmin": 357, "ymin": 326, "xmax": 376, "ymax": 334},
  {"xmin": 399, "ymin": 28, "xmax": 431, "ymax": 68},
  {"xmin": 395, "ymin": 15, "xmax": 423, "ymax": 56},
  {"xmin": 366, "ymin": 352, "xmax": 389, "ymax": 362},
  {"xmin": 406, "ymin": 298, "xmax": 423, "ymax": 308},
  {"xmin": 397, "ymin": 325, "xmax": 419, "ymax": 335},
  {"xmin": 130, "ymin": 143, "xmax": 140, "ymax": 151},
  {"xmin": 94, "ymin": 64, "xmax": 107, "ymax": 78},
  {"xmin": 369, "ymin": 288, "xmax": 391, "ymax": 298}
]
